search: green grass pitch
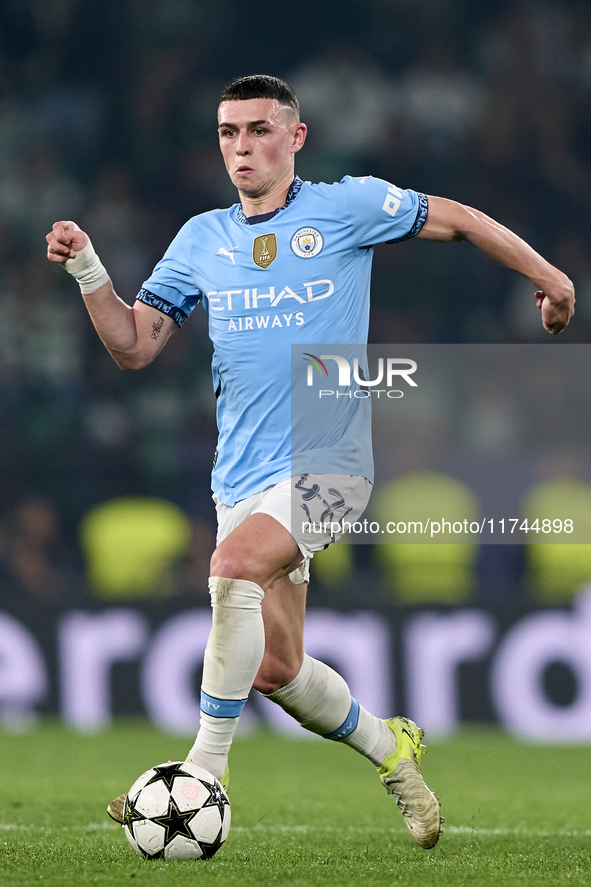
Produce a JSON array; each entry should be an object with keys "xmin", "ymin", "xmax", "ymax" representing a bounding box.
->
[{"xmin": 1, "ymin": 722, "xmax": 591, "ymax": 886}]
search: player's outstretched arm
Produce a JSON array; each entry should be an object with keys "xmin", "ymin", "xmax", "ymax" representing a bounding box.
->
[
  {"xmin": 46, "ymin": 221, "xmax": 177, "ymax": 369},
  {"xmin": 417, "ymin": 196, "xmax": 575, "ymax": 335}
]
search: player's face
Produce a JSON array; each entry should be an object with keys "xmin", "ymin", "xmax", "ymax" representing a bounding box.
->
[{"xmin": 217, "ymin": 98, "xmax": 306, "ymax": 199}]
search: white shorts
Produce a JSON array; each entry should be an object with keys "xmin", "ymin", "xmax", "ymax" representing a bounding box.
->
[{"xmin": 214, "ymin": 473, "xmax": 372, "ymax": 584}]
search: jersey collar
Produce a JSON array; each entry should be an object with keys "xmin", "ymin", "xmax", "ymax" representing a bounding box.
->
[{"xmin": 234, "ymin": 176, "xmax": 303, "ymax": 225}]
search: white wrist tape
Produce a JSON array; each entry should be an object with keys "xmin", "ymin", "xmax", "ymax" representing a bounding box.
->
[{"xmin": 63, "ymin": 240, "xmax": 109, "ymax": 295}]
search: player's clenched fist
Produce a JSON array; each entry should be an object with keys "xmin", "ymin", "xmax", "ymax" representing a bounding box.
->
[
  {"xmin": 46, "ymin": 220, "xmax": 89, "ymax": 262},
  {"xmin": 534, "ymin": 287, "xmax": 575, "ymax": 336},
  {"xmin": 46, "ymin": 221, "xmax": 109, "ymax": 294}
]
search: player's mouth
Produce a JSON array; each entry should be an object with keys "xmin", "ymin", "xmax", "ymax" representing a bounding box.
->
[{"xmin": 235, "ymin": 165, "xmax": 254, "ymax": 175}]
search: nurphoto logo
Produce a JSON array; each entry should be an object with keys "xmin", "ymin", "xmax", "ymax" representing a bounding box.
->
[{"xmin": 303, "ymin": 353, "xmax": 418, "ymax": 398}]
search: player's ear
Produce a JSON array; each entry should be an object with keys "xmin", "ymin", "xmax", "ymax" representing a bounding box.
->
[{"xmin": 292, "ymin": 122, "xmax": 307, "ymax": 154}]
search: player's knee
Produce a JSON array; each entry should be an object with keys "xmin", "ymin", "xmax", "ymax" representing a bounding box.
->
[{"xmin": 209, "ymin": 545, "xmax": 255, "ymax": 581}]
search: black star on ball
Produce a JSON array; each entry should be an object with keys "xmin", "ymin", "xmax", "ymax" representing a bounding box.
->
[
  {"xmin": 124, "ymin": 794, "xmax": 167, "ymax": 859},
  {"xmin": 152, "ymin": 796, "xmax": 198, "ymax": 846},
  {"xmin": 123, "ymin": 794, "xmax": 146, "ymax": 830},
  {"xmin": 198, "ymin": 827, "xmax": 225, "ymax": 860},
  {"xmin": 143, "ymin": 762, "xmax": 187, "ymax": 792},
  {"xmin": 202, "ymin": 780, "xmax": 230, "ymax": 816},
  {"xmin": 197, "ymin": 780, "xmax": 230, "ymax": 860}
]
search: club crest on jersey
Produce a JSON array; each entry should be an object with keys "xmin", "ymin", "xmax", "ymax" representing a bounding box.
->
[
  {"xmin": 291, "ymin": 227, "xmax": 324, "ymax": 258},
  {"xmin": 253, "ymin": 233, "xmax": 277, "ymax": 269}
]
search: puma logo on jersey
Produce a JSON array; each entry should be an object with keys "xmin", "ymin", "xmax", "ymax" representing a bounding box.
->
[{"xmin": 217, "ymin": 246, "xmax": 238, "ymax": 264}]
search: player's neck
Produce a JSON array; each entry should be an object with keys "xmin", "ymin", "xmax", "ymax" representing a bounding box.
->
[{"xmin": 239, "ymin": 173, "xmax": 295, "ymax": 218}]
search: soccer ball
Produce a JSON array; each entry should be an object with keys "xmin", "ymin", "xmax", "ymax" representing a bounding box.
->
[{"xmin": 122, "ymin": 761, "xmax": 231, "ymax": 860}]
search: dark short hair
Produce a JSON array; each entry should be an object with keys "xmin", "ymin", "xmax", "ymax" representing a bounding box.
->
[{"xmin": 220, "ymin": 75, "xmax": 299, "ymax": 116}]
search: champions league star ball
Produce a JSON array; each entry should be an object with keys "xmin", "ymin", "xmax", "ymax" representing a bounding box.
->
[{"xmin": 123, "ymin": 761, "xmax": 231, "ymax": 860}]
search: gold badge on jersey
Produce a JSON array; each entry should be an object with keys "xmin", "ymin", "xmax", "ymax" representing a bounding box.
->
[{"xmin": 253, "ymin": 233, "xmax": 277, "ymax": 269}]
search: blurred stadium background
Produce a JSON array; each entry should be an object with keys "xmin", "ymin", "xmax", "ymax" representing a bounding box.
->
[{"xmin": 1, "ymin": 0, "xmax": 591, "ymax": 741}]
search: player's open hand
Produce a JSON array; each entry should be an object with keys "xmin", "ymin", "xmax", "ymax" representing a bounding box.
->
[
  {"xmin": 46, "ymin": 221, "xmax": 89, "ymax": 264},
  {"xmin": 535, "ymin": 286, "xmax": 575, "ymax": 335}
]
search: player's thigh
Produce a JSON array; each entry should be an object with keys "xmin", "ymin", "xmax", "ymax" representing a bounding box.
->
[{"xmin": 210, "ymin": 511, "xmax": 302, "ymax": 587}]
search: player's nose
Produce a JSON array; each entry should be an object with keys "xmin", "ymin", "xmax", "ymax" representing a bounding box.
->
[{"xmin": 235, "ymin": 133, "xmax": 251, "ymax": 155}]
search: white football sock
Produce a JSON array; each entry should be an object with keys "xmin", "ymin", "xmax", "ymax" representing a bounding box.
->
[
  {"xmin": 187, "ymin": 577, "xmax": 265, "ymax": 780},
  {"xmin": 263, "ymin": 654, "xmax": 395, "ymax": 767}
]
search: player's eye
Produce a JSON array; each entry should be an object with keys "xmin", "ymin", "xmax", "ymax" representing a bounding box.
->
[{"xmin": 253, "ymin": 128, "xmax": 266, "ymax": 136}]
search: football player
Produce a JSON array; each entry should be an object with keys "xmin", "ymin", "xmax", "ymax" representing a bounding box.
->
[{"xmin": 47, "ymin": 75, "xmax": 574, "ymax": 850}]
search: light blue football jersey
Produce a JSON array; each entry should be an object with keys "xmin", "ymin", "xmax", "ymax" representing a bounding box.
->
[{"xmin": 138, "ymin": 175, "xmax": 428, "ymax": 505}]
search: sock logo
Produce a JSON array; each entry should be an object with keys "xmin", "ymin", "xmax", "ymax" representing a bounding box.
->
[
  {"xmin": 323, "ymin": 697, "xmax": 360, "ymax": 741},
  {"xmin": 200, "ymin": 692, "xmax": 247, "ymax": 718}
]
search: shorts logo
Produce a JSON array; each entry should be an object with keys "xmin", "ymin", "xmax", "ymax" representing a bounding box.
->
[
  {"xmin": 291, "ymin": 227, "xmax": 323, "ymax": 258},
  {"xmin": 253, "ymin": 233, "xmax": 277, "ymax": 269}
]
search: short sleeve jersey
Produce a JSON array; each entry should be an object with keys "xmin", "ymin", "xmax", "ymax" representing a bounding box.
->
[{"xmin": 138, "ymin": 175, "xmax": 428, "ymax": 505}]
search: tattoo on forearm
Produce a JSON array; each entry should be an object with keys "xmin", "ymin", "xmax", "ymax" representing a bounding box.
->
[{"xmin": 151, "ymin": 316, "xmax": 165, "ymax": 340}]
